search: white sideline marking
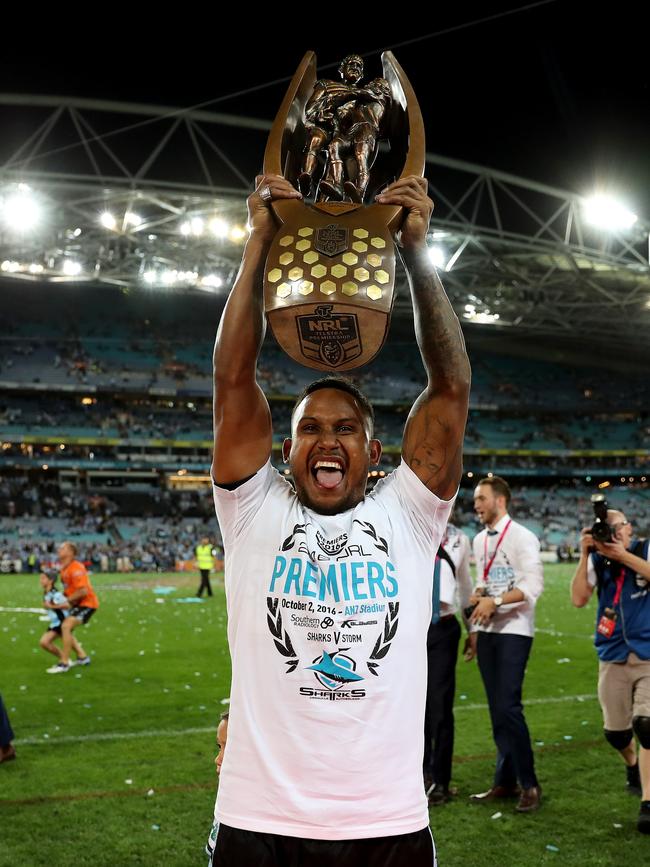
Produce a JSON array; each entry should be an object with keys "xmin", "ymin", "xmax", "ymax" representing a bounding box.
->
[
  {"xmin": 535, "ymin": 627, "xmax": 592, "ymax": 639},
  {"xmin": 456, "ymin": 692, "xmax": 597, "ymax": 712},
  {"xmin": 16, "ymin": 693, "xmax": 598, "ymax": 746},
  {"xmin": 16, "ymin": 725, "xmax": 216, "ymax": 746},
  {"xmin": 0, "ymin": 606, "xmax": 45, "ymax": 614}
]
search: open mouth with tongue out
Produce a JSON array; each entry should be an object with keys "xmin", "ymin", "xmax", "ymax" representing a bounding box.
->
[{"xmin": 312, "ymin": 459, "xmax": 345, "ymax": 490}]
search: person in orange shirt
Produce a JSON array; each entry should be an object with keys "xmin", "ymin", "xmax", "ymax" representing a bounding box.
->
[{"xmin": 47, "ymin": 541, "xmax": 99, "ymax": 674}]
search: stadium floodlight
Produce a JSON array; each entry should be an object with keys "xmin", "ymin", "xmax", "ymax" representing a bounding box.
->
[
  {"xmin": 463, "ymin": 307, "xmax": 500, "ymax": 324},
  {"xmin": 583, "ymin": 194, "xmax": 637, "ymax": 231},
  {"xmin": 161, "ymin": 269, "xmax": 177, "ymax": 285},
  {"xmin": 210, "ymin": 217, "xmax": 229, "ymax": 238},
  {"xmin": 100, "ymin": 211, "xmax": 117, "ymax": 230},
  {"xmin": 427, "ymin": 245, "xmax": 446, "ymax": 269},
  {"xmin": 143, "ymin": 270, "xmax": 156, "ymax": 284},
  {"xmin": 1, "ymin": 186, "xmax": 41, "ymax": 231},
  {"xmin": 1, "ymin": 260, "xmax": 21, "ymax": 273},
  {"xmin": 180, "ymin": 218, "xmax": 204, "ymax": 237},
  {"xmin": 62, "ymin": 260, "xmax": 82, "ymax": 276},
  {"xmin": 200, "ymin": 274, "xmax": 223, "ymax": 289},
  {"xmin": 230, "ymin": 226, "xmax": 247, "ymax": 242},
  {"xmin": 124, "ymin": 211, "xmax": 143, "ymax": 228},
  {"xmin": 28, "ymin": 263, "xmax": 44, "ymax": 274}
]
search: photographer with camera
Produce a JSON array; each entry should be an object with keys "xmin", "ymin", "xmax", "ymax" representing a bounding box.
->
[{"xmin": 571, "ymin": 496, "xmax": 650, "ymax": 834}]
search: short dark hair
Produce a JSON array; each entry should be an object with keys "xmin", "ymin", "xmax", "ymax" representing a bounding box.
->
[
  {"xmin": 219, "ymin": 711, "xmax": 229, "ymax": 722},
  {"xmin": 292, "ymin": 376, "xmax": 375, "ymax": 434},
  {"xmin": 477, "ymin": 475, "xmax": 511, "ymax": 507}
]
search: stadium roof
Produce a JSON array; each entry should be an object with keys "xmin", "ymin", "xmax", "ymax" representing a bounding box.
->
[{"xmin": 1, "ymin": 93, "xmax": 648, "ymax": 353}]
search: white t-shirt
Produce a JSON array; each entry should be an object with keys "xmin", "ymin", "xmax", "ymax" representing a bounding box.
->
[
  {"xmin": 438, "ymin": 524, "xmax": 472, "ymax": 619},
  {"xmin": 471, "ymin": 514, "xmax": 543, "ymax": 638},
  {"xmin": 212, "ymin": 459, "xmax": 454, "ymax": 840}
]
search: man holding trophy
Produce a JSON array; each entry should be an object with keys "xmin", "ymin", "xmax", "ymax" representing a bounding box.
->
[{"xmin": 208, "ymin": 52, "xmax": 470, "ymax": 866}]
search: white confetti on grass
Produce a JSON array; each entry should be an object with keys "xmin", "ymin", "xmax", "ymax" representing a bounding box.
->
[{"xmin": 491, "ymin": 812, "xmax": 502, "ymax": 819}]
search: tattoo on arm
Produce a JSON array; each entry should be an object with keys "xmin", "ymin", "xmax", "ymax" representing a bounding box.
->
[
  {"xmin": 400, "ymin": 247, "xmax": 470, "ymax": 493},
  {"xmin": 402, "ymin": 248, "xmax": 470, "ymax": 390}
]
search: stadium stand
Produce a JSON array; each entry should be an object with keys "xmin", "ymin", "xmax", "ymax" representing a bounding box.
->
[{"xmin": 1, "ymin": 281, "xmax": 647, "ymax": 570}]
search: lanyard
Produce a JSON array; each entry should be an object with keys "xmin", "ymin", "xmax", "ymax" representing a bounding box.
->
[
  {"xmin": 612, "ymin": 568, "xmax": 626, "ymax": 607},
  {"xmin": 482, "ymin": 519, "xmax": 512, "ymax": 583},
  {"xmin": 431, "ymin": 555, "xmax": 441, "ymax": 625}
]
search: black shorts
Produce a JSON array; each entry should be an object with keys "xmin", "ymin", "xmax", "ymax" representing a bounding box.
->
[
  {"xmin": 46, "ymin": 626, "xmax": 63, "ymax": 636},
  {"xmin": 68, "ymin": 606, "xmax": 96, "ymax": 625},
  {"xmin": 211, "ymin": 824, "xmax": 436, "ymax": 867}
]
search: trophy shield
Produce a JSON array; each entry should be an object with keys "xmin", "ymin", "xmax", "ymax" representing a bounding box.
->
[{"xmin": 262, "ymin": 51, "xmax": 425, "ymax": 372}]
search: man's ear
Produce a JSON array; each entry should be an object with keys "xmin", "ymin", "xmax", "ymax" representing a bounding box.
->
[
  {"xmin": 369, "ymin": 439, "xmax": 382, "ymax": 466},
  {"xmin": 282, "ymin": 438, "xmax": 292, "ymax": 463}
]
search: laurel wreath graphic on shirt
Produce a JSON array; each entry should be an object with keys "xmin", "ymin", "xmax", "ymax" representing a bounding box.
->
[
  {"xmin": 353, "ymin": 520, "xmax": 389, "ymax": 555},
  {"xmin": 367, "ymin": 602, "xmax": 399, "ymax": 675},
  {"xmin": 266, "ymin": 597, "xmax": 299, "ymax": 672},
  {"xmin": 280, "ymin": 523, "xmax": 308, "ymax": 552}
]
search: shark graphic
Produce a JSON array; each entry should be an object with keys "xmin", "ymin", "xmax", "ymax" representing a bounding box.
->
[{"xmin": 307, "ymin": 651, "xmax": 363, "ymax": 691}]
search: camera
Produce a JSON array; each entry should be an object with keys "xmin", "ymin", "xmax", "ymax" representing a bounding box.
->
[{"xmin": 591, "ymin": 494, "xmax": 613, "ymax": 543}]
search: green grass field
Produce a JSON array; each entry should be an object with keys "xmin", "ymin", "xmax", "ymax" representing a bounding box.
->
[{"xmin": 0, "ymin": 565, "xmax": 647, "ymax": 866}]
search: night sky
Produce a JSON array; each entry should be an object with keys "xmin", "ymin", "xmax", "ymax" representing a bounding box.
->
[{"xmin": 2, "ymin": 0, "xmax": 649, "ymax": 217}]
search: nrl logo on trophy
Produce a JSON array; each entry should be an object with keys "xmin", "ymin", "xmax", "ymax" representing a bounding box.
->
[
  {"xmin": 296, "ymin": 304, "xmax": 362, "ymax": 368},
  {"xmin": 262, "ymin": 51, "xmax": 425, "ymax": 371},
  {"xmin": 314, "ymin": 225, "xmax": 349, "ymax": 258}
]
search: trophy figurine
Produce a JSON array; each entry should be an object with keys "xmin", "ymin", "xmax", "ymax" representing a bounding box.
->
[{"xmin": 263, "ymin": 51, "xmax": 425, "ymax": 371}]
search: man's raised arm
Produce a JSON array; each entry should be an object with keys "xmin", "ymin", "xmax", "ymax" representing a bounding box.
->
[
  {"xmin": 211, "ymin": 175, "xmax": 302, "ymax": 485},
  {"xmin": 375, "ymin": 177, "xmax": 471, "ymax": 500}
]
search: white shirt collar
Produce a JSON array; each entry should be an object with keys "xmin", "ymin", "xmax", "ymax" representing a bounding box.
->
[{"xmin": 487, "ymin": 512, "xmax": 511, "ymax": 534}]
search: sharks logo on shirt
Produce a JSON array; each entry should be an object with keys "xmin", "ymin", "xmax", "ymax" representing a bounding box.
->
[{"xmin": 307, "ymin": 651, "xmax": 363, "ymax": 691}]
